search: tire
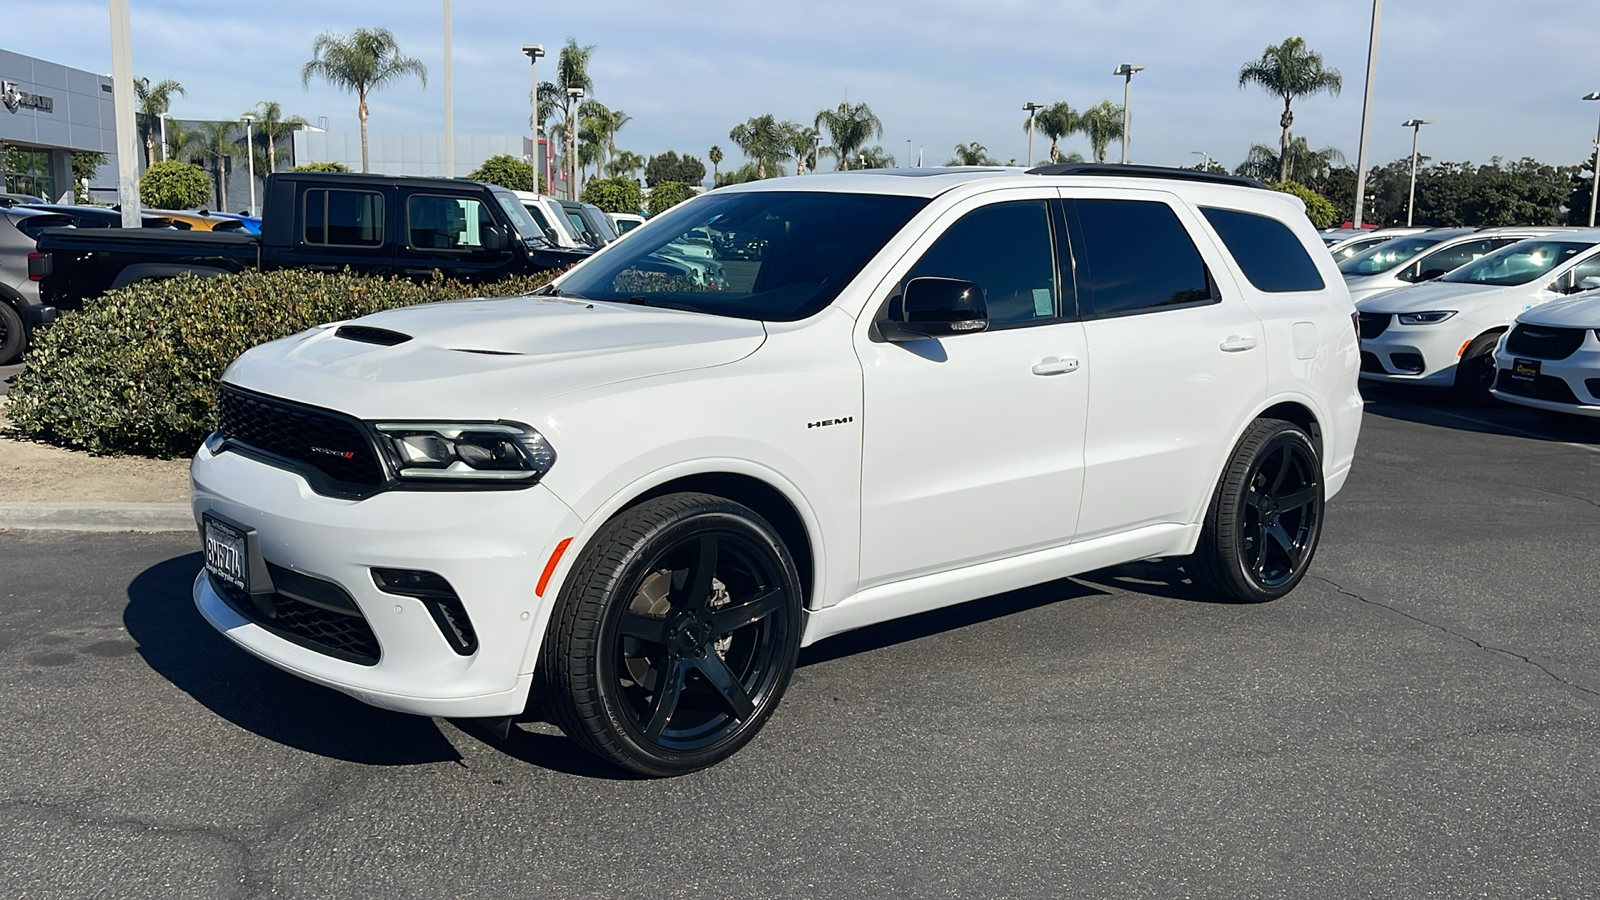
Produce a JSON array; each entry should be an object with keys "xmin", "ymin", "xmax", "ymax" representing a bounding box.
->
[
  {"xmin": 1189, "ymin": 419, "xmax": 1325, "ymax": 603},
  {"xmin": 0, "ymin": 301, "xmax": 26, "ymax": 366},
  {"xmin": 539, "ymin": 492, "xmax": 802, "ymax": 776},
  {"xmin": 1452, "ymin": 333, "xmax": 1500, "ymax": 405}
]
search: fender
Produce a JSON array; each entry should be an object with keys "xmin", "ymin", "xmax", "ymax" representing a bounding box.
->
[{"xmin": 109, "ymin": 263, "xmax": 234, "ymax": 291}]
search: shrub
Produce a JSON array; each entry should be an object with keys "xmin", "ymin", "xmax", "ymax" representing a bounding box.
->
[
  {"xmin": 139, "ymin": 160, "xmax": 211, "ymax": 209},
  {"xmin": 6, "ymin": 268, "xmax": 555, "ymax": 458},
  {"xmin": 291, "ymin": 161, "xmax": 350, "ymax": 173},
  {"xmin": 1270, "ymin": 180, "xmax": 1337, "ymax": 229},
  {"xmin": 581, "ymin": 177, "xmax": 643, "ymax": 214},
  {"xmin": 647, "ymin": 181, "xmax": 698, "ymax": 217},
  {"xmin": 468, "ymin": 154, "xmax": 535, "ymax": 192}
]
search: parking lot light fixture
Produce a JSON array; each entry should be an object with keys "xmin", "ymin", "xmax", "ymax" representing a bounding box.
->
[
  {"xmin": 241, "ymin": 113, "xmax": 257, "ymax": 218},
  {"xmin": 1585, "ymin": 92, "xmax": 1600, "ymax": 227},
  {"xmin": 1191, "ymin": 150, "xmax": 1215, "ymax": 170},
  {"xmin": 1022, "ymin": 101, "xmax": 1043, "ymax": 167},
  {"xmin": 566, "ymin": 86, "xmax": 583, "ymax": 199},
  {"xmin": 1112, "ymin": 65, "xmax": 1144, "ymax": 164},
  {"xmin": 521, "ymin": 45, "xmax": 544, "ymax": 189},
  {"xmin": 1402, "ymin": 118, "xmax": 1431, "ymax": 227}
]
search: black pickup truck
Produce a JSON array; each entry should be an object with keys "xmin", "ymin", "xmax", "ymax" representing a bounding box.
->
[{"xmin": 35, "ymin": 171, "xmax": 589, "ymax": 316}]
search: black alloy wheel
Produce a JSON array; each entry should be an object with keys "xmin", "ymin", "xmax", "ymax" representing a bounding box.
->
[
  {"xmin": 0, "ymin": 301, "xmax": 25, "ymax": 367},
  {"xmin": 1191, "ymin": 419, "xmax": 1324, "ymax": 603},
  {"xmin": 540, "ymin": 493, "xmax": 801, "ymax": 776},
  {"xmin": 1452, "ymin": 333, "xmax": 1500, "ymax": 405}
]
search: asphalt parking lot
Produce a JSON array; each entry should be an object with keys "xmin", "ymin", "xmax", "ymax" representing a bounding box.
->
[{"xmin": 2, "ymin": 389, "xmax": 1598, "ymax": 899}]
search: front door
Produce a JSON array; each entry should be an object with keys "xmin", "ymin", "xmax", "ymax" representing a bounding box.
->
[
  {"xmin": 856, "ymin": 191, "xmax": 1089, "ymax": 589},
  {"xmin": 398, "ymin": 192, "xmax": 516, "ymax": 282}
]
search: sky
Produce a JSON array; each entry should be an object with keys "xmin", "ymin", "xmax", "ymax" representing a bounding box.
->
[{"xmin": 11, "ymin": 0, "xmax": 1600, "ymax": 176}]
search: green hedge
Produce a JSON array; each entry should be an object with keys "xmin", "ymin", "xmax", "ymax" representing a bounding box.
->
[{"xmin": 7, "ymin": 268, "xmax": 554, "ymax": 458}]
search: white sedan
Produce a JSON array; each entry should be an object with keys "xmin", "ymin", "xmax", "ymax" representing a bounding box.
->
[{"xmin": 1490, "ymin": 288, "xmax": 1600, "ymax": 416}]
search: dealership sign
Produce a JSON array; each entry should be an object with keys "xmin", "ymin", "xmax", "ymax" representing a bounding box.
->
[{"xmin": 1, "ymin": 82, "xmax": 54, "ymax": 114}]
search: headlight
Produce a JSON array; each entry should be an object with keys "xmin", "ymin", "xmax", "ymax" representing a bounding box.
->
[
  {"xmin": 1397, "ymin": 310, "xmax": 1457, "ymax": 325},
  {"xmin": 372, "ymin": 422, "xmax": 556, "ymax": 482}
]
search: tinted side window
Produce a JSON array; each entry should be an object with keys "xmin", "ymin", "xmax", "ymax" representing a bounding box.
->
[
  {"xmin": 1069, "ymin": 199, "xmax": 1214, "ymax": 317},
  {"xmin": 905, "ymin": 200, "xmax": 1059, "ymax": 327},
  {"xmin": 302, "ymin": 189, "xmax": 384, "ymax": 246},
  {"xmin": 1201, "ymin": 207, "xmax": 1324, "ymax": 292},
  {"xmin": 408, "ymin": 195, "xmax": 493, "ymax": 250},
  {"xmin": 1414, "ymin": 239, "xmax": 1495, "ymax": 279}
]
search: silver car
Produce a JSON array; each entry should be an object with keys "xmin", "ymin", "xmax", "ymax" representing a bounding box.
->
[{"xmin": 1, "ymin": 207, "xmax": 75, "ymax": 364}]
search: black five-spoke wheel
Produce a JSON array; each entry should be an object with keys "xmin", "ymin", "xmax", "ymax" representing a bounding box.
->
[
  {"xmin": 541, "ymin": 492, "xmax": 801, "ymax": 776},
  {"xmin": 1191, "ymin": 418, "xmax": 1325, "ymax": 602}
]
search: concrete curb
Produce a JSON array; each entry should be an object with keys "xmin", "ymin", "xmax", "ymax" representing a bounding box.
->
[{"xmin": 0, "ymin": 502, "xmax": 194, "ymax": 533}]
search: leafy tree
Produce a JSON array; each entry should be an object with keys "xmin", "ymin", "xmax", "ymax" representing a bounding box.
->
[
  {"xmin": 714, "ymin": 162, "xmax": 762, "ymax": 187},
  {"xmin": 581, "ymin": 176, "xmax": 644, "ymax": 214},
  {"xmin": 1239, "ymin": 37, "xmax": 1343, "ymax": 184},
  {"xmin": 1565, "ymin": 150, "xmax": 1597, "ymax": 226},
  {"xmin": 728, "ymin": 115, "xmax": 793, "ymax": 179},
  {"xmin": 292, "ymin": 161, "xmax": 351, "ymax": 172},
  {"xmin": 1269, "ymin": 180, "xmax": 1337, "ymax": 228},
  {"xmin": 1235, "ymin": 137, "xmax": 1344, "ymax": 185},
  {"xmin": 139, "ymin": 160, "xmax": 210, "ymax": 209},
  {"xmin": 537, "ymin": 38, "xmax": 596, "ymax": 197},
  {"xmin": 1078, "ymin": 102, "xmax": 1124, "ymax": 163},
  {"xmin": 814, "ymin": 101, "xmax": 883, "ymax": 171},
  {"xmin": 708, "ymin": 145, "xmax": 724, "ymax": 183},
  {"xmin": 469, "ymin": 154, "xmax": 536, "ymax": 191},
  {"xmin": 301, "ymin": 27, "xmax": 428, "ymax": 173},
  {"xmin": 70, "ymin": 152, "xmax": 107, "ymax": 203},
  {"xmin": 244, "ymin": 101, "xmax": 307, "ymax": 174},
  {"xmin": 947, "ymin": 142, "xmax": 997, "ymax": 166},
  {"xmin": 647, "ymin": 181, "xmax": 697, "ymax": 216},
  {"xmin": 645, "ymin": 151, "xmax": 707, "ymax": 187},
  {"xmin": 134, "ymin": 77, "xmax": 185, "ymax": 168},
  {"xmin": 1034, "ymin": 102, "xmax": 1079, "ymax": 164}
]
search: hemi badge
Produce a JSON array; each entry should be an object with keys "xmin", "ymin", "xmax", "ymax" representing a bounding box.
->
[{"xmin": 807, "ymin": 416, "xmax": 854, "ymax": 429}]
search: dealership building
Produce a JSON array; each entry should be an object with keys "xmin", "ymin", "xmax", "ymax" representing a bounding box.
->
[{"xmin": 0, "ymin": 48, "xmax": 117, "ymax": 202}]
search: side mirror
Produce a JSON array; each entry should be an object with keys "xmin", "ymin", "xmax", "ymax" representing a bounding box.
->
[
  {"xmin": 881, "ymin": 277, "xmax": 988, "ymax": 342},
  {"xmin": 482, "ymin": 224, "xmax": 510, "ymax": 251}
]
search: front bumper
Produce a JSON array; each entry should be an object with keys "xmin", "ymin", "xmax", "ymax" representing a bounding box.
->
[
  {"xmin": 1358, "ymin": 314, "xmax": 1479, "ymax": 387},
  {"xmin": 1491, "ymin": 337, "xmax": 1600, "ymax": 418},
  {"xmin": 191, "ymin": 444, "xmax": 583, "ymax": 717}
]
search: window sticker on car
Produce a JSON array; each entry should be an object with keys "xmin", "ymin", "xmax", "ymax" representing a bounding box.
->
[{"xmin": 1032, "ymin": 288, "xmax": 1053, "ymax": 317}]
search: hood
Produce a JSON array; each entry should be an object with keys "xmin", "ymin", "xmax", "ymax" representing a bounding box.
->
[
  {"xmin": 1516, "ymin": 291, "xmax": 1600, "ymax": 329},
  {"xmin": 1355, "ymin": 280, "xmax": 1502, "ymax": 313},
  {"xmin": 222, "ymin": 295, "xmax": 767, "ymax": 420}
]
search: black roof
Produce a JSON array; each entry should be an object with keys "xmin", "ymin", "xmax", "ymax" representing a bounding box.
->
[
  {"xmin": 1026, "ymin": 162, "xmax": 1267, "ymax": 190},
  {"xmin": 268, "ymin": 171, "xmax": 493, "ymax": 190}
]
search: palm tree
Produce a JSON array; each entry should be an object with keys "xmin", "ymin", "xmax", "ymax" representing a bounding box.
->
[
  {"xmin": 301, "ymin": 27, "xmax": 428, "ymax": 173},
  {"xmin": 606, "ymin": 149, "xmax": 646, "ymax": 180},
  {"xmin": 947, "ymin": 142, "xmax": 996, "ymax": 166},
  {"xmin": 856, "ymin": 146, "xmax": 895, "ymax": 169},
  {"xmin": 1234, "ymin": 137, "xmax": 1345, "ymax": 185},
  {"xmin": 786, "ymin": 124, "xmax": 821, "ymax": 175},
  {"xmin": 1078, "ymin": 101, "xmax": 1124, "ymax": 163},
  {"xmin": 193, "ymin": 121, "xmax": 238, "ymax": 210},
  {"xmin": 814, "ymin": 101, "xmax": 883, "ymax": 171},
  {"xmin": 134, "ymin": 77, "xmax": 185, "ymax": 167},
  {"xmin": 728, "ymin": 114, "xmax": 794, "ymax": 179},
  {"xmin": 245, "ymin": 101, "xmax": 308, "ymax": 174},
  {"xmin": 1238, "ymin": 36, "xmax": 1343, "ymax": 183},
  {"xmin": 1034, "ymin": 101, "xmax": 1079, "ymax": 164},
  {"xmin": 165, "ymin": 122, "xmax": 204, "ymax": 168},
  {"xmin": 537, "ymin": 38, "xmax": 596, "ymax": 197},
  {"xmin": 708, "ymin": 145, "xmax": 724, "ymax": 183}
]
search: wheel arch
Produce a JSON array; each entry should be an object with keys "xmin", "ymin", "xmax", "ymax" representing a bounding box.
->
[{"xmin": 109, "ymin": 263, "xmax": 232, "ymax": 291}]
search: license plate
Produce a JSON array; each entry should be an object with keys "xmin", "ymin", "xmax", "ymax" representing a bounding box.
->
[
  {"xmin": 1511, "ymin": 358, "xmax": 1540, "ymax": 384},
  {"xmin": 203, "ymin": 516, "xmax": 248, "ymax": 593}
]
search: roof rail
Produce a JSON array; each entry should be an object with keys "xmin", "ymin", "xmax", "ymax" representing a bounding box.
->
[{"xmin": 1025, "ymin": 162, "xmax": 1268, "ymax": 190}]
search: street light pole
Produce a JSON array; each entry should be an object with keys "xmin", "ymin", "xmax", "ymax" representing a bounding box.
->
[
  {"xmin": 1113, "ymin": 64, "xmax": 1144, "ymax": 164},
  {"xmin": 1191, "ymin": 150, "xmax": 1214, "ymax": 170},
  {"xmin": 1585, "ymin": 92, "xmax": 1600, "ymax": 228},
  {"xmin": 443, "ymin": 0, "xmax": 454, "ymax": 178},
  {"xmin": 1352, "ymin": 0, "xmax": 1383, "ymax": 228},
  {"xmin": 566, "ymin": 86, "xmax": 583, "ymax": 199},
  {"xmin": 522, "ymin": 45, "xmax": 545, "ymax": 191},
  {"xmin": 242, "ymin": 114, "xmax": 256, "ymax": 217},
  {"xmin": 108, "ymin": 0, "xmax": 140, "ymax": 228},
  {"xmin": 1022, "ymin": 101, "xmax": 1043, "ymax": 167},
  {"xmin": 1402, "ymin": 119, "xmax": 1430, "ymax": 227}
]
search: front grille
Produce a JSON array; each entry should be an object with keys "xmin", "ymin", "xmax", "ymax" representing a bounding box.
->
[
  {"xmin": 216, "ymin": 384, "xmax": 386, "ymax": 491},
  {"xmin": 211, "ymin": 571, "xmax": 380, "ymax": 665},
  {"xmin": 1358, "ymin": 313, "xmax": 1391, "ymax": 340},
  {"xmin": 1495, "ymin": 370, "xmax": 1582, "ymax": 405},
  {"xmin": 1360, "ymin": 351, "xmax": 1385, "ymax": 373},
  {"xmin": 1504, "ymin": 324, "xmax": 1586, "ymax": 360}
]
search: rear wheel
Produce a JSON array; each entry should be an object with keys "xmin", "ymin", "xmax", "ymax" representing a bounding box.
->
[
  {"xmin": 1452, "ymin": 333, "xmax": 1500, "ymax": 405},
  {"xmin": 1190, "ymin": 419, "xmax": 1324, "ymax": 603},
  {"xmin": 0, "ymin": 301, "xmax": 26, "ymax": 366},
  {"xmin": 539, "ymin": 492, "xmax": 802, "ymax": 776}
]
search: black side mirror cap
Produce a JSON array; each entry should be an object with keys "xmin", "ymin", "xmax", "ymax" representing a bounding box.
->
[
  {"xmin": 482, "ymin": 225, "xmax": 510, "ymax": 251},
  {"xmin": 881, "ymin": 277, "xmax": 989, "ymax": 342}
]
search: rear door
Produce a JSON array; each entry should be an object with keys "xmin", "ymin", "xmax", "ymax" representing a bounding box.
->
[{"xmin": 272, "ymin": 183, "xmax": 396, "ymax": 275}]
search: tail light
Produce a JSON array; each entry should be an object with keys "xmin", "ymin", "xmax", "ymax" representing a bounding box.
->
[{"xmin": 27, "ymin": 252, "xmax": 51, "ymax": 281}]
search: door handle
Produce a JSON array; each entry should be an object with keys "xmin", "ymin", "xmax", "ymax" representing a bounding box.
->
[
  {"xmin": 1219, "ymin": 335, "xmax": 1258, "ymax": 352},
  {"xmin": 1031, "ymin": 356, "xmax": 1080, "ymax": 376}
]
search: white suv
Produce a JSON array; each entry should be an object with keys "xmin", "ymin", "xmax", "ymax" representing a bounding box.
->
[
  {"xmin": 1491, "ymin": 287, "xmax": 1600, "ymax": 416},
  {"xmin": 192, "ymin": 164, "xmax": 1362, "ymax": 775}
]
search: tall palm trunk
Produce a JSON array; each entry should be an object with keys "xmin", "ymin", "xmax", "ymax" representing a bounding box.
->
[
  {"xmin": 216, "ymin": 157, "xmax": 228, "ymax": 211},
  {"xmin": 145, "ymin": 130, "xmax": 156, "ymax": 168},
  {"xmin": 1278, "ymin": 99, "xmax": 1294, "ymax": 183},
  {"xmin": 267, "ymin": 133, "xmax": 276, "ymax": 174},
  {"xmin": 359, "ymin": 92, "xmax": 370, "ymax": 173}
]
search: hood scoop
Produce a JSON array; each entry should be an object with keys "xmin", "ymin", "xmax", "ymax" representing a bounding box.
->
[
  {"xmin": 335, "ymin": 325, "xmax": 412, "ymax": 346},
  {"xmin": 451, "ymin": 348, "xmax": 524, "ymax": 356}
]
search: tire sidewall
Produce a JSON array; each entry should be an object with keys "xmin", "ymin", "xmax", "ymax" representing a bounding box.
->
[
  {"xmin": 1219, "ymin": 423, "xmax": 1324, "ymax": 602},
  {"xmin": 0, "ymin": 301, "xmax": 25, "ymax": 366}
]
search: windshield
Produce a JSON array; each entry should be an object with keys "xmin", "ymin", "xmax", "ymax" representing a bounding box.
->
[
  {"xmin": 554, "ymin": 190, "xmax": 929, "ymax": 321},
  {"xmin": 1332, "ymin": 235, "xmax": 1388, "ymax": 262},
  {"xmin": 1338, "ymin": 234, "xmax": 1447, "ymax": 276},
  {"xmin": 584, "ymin": 206, "xmax": 620, "ymax": 243},
  {"xmin": 1439, "ymin": 240, "xmax": 1593, "ymax": 287},
  {"xmin": 492, "ymin": 190, "xmax": 547, "ymax": 242}
]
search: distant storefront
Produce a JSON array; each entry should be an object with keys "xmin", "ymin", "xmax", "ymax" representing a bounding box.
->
[{"xmin": 0, "ymin": 48, "xmax": 116, "ymax": 201}]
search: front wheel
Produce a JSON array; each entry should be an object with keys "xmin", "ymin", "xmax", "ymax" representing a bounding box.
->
[
  {"xmin": 1189, "ymin": 419, "xmax": 1325, "ymax": 603},
  {"xmin": 1452, "ymin": 333, "xmax": 1500, "ymax": 405},
  {"xmin": 539, "ymin": 492, "xmax": 802, "ymax": 776},
  {"xmin": 0, "ymin": 301, "xmax": 26, "ymax": 366}
]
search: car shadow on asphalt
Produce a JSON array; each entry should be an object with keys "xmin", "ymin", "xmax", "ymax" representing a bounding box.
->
[
  {"xmin": 1072, "ymin": 557, "xmax": 1242, "ymax": 605},
  {"xmin": 124, "ymin": 552, "xmax": 465, "ymax": 766},
  {"xmin": 1359, "ymin": 383, "xmax": 1600, "ymax": 444}
]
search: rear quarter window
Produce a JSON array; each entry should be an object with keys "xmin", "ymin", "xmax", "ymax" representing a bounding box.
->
[{"xmin": 1201, "ymin": 207, "xmax": 1326, "ymax": 293}]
